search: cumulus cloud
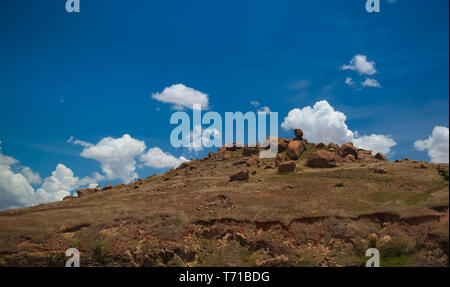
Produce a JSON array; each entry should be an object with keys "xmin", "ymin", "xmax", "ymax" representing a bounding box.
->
[
  {"xmin": 414, "ymin": 126, "xmax": 449, "ymax": 163},
  {"xmin": 354, "ymin": 134, "xmax": 397, "ymax": 155},
  {"xmin": 152, "ymin": 84, "xmax": 209, "ymax": 110},
  {"xmin": 78, "ymin": 134, "xmax": 146, "ymax": 183},
  {"xmin": 1, "ymin": 142, "xmax": 94, "ymax": 210},
  {"xmin": 362, "ymin": 78, "xmax": 382, "ymax": 88},
  {"xmin": 140, "ymin": 147, "xmax": 188, "ymax": 169},
  {"xmin": 20, "ymin": 167, "xmax": 42, "ymax": 184},
  {"xmin": 341, "ymin": 54, "xmax": 377, "ymax": 76},
  {"xmin": 281, "ymin": 100, "xmax": 397, "ymax": 155},
  {"xmin": 0, "ymin": 142, "xmax": 36, "ymax": 209},
  {"xmin": 35, "ymin": 164, "xmax": 80, "ymax": 203}
]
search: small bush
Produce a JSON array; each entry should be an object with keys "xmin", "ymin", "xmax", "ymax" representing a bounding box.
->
[{"xmin": 335, "ymin": 183, "xmax": 344, "ymax": 188}]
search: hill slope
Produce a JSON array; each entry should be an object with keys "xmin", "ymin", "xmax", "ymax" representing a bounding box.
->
[{"xmin": 0, "ymin": 139, "xmax": 448, "ymax": 267}]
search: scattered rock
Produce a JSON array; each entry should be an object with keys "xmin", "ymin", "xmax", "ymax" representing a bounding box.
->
[
  {"xmin": 229, "ymin": 171, "xmax": 249, "ymax": 182},
  {"xmin": 371, "ymin": 167, "xmax": 387, "ymax": 174},
  {"xmin": 278, "ymin": 161, "xmax": 296, "ymax": 173},
  {"xmin": 306, "ymin": 150, "xmax": 343, "ymax": 168},
  {"xmin": 256, "ymin": 255, "xmax": 289, "ymax": 267},
  {"xmin": 316, "ymin": 143, "xmax": 326, "ymax": 149},
  {"xmin": 102, "ymin": 185, "xmax": 113, "ymax": 191},
  {"xmin": 223, "ymin": 151, "xmax": 232, "ymax": 160},
  {"xmin": 286, "ymin": 140, "xmax": 306, "ymax": 160},
  {"xmin": 232, "ymin": 159, "xmax": 247, "ymax": 166},
  {"xmin": 338, "ymin": 143, "xmax": 358, "ymax": 159},
  {"xmin": 225, "ymin": 142, "xmax": 243, "ymax": 151},
  {"xmin": 375, "ymin": 152, "xmax": 387, "ymax": 161},
  {"xmin": 207, "ymin": 151, "xmax": 215, "ymax": 159},
  {"xmin": 76, "ymin": 188, "xmax": 97, "ymax": 198},
  {"xmin": 242, "ymin": 146, "xmax": 259, "ymax": 157}
]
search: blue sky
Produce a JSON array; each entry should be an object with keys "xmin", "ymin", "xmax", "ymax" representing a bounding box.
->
[{"xmin": 0, "ymin": 0, "xmax": 448, "ymax": 209}]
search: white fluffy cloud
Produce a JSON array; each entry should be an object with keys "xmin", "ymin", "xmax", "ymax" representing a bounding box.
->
[
  {"xmin": 281, "ymin": 100, "xmax": 397, "ymax": 155},
  {"xmin": 341, "ymin": 54, "xmax": 377, "ymax": 76},
  {"xmin": 152, "ymin": 84, "xmax": 209, "ymax": 110},
  {"xmin": 414, "ymin": 126, "xmax": 449, "ymax": 163},
  {"xmin": 345, "ymin": 77, "xmax": 355, "ymax": 86},
  {"xmin": 20, "ymin": 167, "xmax": 42, "ymax": 184},
  {"xmin": 362, "ymin": 78, "xmax": 382, "ymax": 88},
  {"xmin": 0, "ymin": 142, "xmax": 91, "ymax": 210},
  {"xmin": 78, "ymin": 134, "xmax": 146, "ymax": 183},
  {"xmin": 35, "ymin": 164, "xmax": 80, "ymax": 204},
  {"xmin": 0, "ymin": 143, "xmax": 36, "ymax": 209},
  {"xmin": 140, "ymin": 147, "xmax": 187, "ymax": 169},
  {"xmin": 354, "ymin": 134, "xmax": 397, "ymax": 155}
]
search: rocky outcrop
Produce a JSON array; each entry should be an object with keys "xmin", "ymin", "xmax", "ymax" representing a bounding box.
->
[
  {"xmin": 266, "ymin": 136, "xmax": 291, "ymax": 153},
  {"xmin": 306, "ymin": 150, "xmax": 343, "ymax": 168},
  {"xmin": 338, "ymin": 142, "xmax": 358, "ymax": 159},
  {"xmin": 316, "ymin": 143, "xmax": 326, "ymax": 149},
  {"xmin": 76, "ymin": 188, "xmax": 97, "ymax": 198},
  {"xmin": 242, "ymin": 146, "xmax": 259, "ymax": 157},
  {"xmin": 375, "ymin": 152, "xmax": 387, "ymax": 161},
  {"xmin": 286, "ymin": 141, "xmax": 306, "ymax": 160},
  {"xmin": 328, "ymin": 142, "xmax": 339, "ymax": 150}
]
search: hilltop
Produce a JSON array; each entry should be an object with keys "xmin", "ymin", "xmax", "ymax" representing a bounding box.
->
[{"xmin": 0, "ymin": 130, "xmax": 448, "ymax": 267}]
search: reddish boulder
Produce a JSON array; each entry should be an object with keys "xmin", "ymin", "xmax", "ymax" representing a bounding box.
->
[
  {"xmin": 328, "ymin": 142, "xmax": 339, "ymax": 149},
  {"xmin": 76, "ymin": 188, "xmax": 97, "ymax": 198},
  {"xmin": 278, "ymin": 161, "xmax": 296, "ymax": 173},
  {"xmin": 371, "ymin": 167, "xmax": 387, "ymax": 174},
  {"xmin": 229, "ymin": 171, "xmax": 249, "ymax": 182},
  {"xmin": 242, "ymin": 146, "xmax": 259, "ymax": 157},
  {"xmin": 286, "ymin": 141, "xmax": 306, "ymax": 160},
  {"xmin": 375, "ymin": 152, "xmax": 387, "ymax": 161},
  {"xmin": 316, "ymin": 143, "xmax": 326, "ymax": 149},
  {"xmin": 345, "ymin": 154, "xmax": 356, "ymax": 162},
  {"xmin": 266, "ymin": 136, "xmax": 291, "ymax": 153},
  {"xmin": 294, "ymin": 129, "xmax": 304, "ymax": 140},
  {"xmin": 306, "ymin": 150, "xmax": 343, "ymax": 168},
  {"xmin": 338, "ymin": 143, "xmax": 359, "ymax": 159}
]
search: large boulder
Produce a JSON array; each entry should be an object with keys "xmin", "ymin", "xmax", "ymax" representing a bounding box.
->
[
  {"xmin": 375, "ymin": 152, "xmax": 387, "ymax": 161},
  {"xmin": 76, "ymin": 188, "xmax": 97, "ymax": 198},
  {"xmin": 286, "ymin": 141, "xmax": 306, "ymax": 160},
  {"xmin": 316, "ymin": 143, "xmax": 326, "ymax": 149},
  {"xmin": 294, "ymin": 129, "xmax": 304, "ymax": 140},
  {"xmin": 338, "ymin": 142, "xmax": 359, "ymax": 159},
  {"xmin": 229, "ymin": 171, "xmax": 249, "ymax": 182},
  {"xmin": 328, "ymin": 142, "xmax": 339, "ymax": 150},
  {"xmin": 278, "ymin": 161, "xmax": 297, "ymax": 173},
  {"xmin": 306, "ymin": 150, "xmax": 343, "ymax": 168},
  {"xmin": 266, "ymin": 136, "xmax": 291, "ymax": 153}
]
